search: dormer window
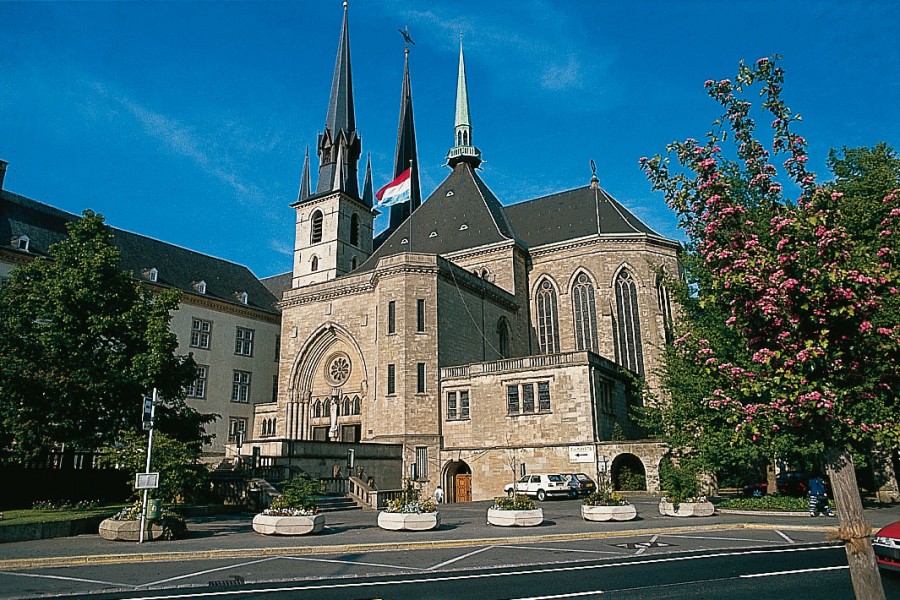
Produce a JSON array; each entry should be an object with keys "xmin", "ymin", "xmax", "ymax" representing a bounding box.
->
[
  {"xmin": 142, "ymin": 267, "xmax": 158, "ymax": 282},
  {"xmin": 459, "ymin": 224, "xmax": 468, "ymax": 231},
  {"xmin": 13, "ymin": 235, "xmax": 29, "ymax": 252},
  {"xmin": 193, "ymin": 280, "xmax": 207, "ymax": 295},
  {"xmin": 237, "ymin": 291, "xmax": 249, "ymax": 305}
]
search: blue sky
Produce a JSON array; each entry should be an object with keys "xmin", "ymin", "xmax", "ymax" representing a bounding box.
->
[{"xmin": 1, "ymin": 1, "xmax": 897, "ymax": 278}]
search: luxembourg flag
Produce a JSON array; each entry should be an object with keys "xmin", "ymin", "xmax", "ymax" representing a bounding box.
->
[{"xmin": 375, "ymin": 168, "xmax": 412, "ymax": 208}]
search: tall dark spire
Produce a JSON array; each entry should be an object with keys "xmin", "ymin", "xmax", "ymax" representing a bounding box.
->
[
  {"xmin": 388, "ymin": 33, "xmax": 422, "ymax": 230},
  {"xmin": 315, "ymin": 2, "xmax": 361, "ymax": 198},
  {"xmin": 362, "ymin": 153, "xmax": 374, "ymax": 208},
  {"xmin": 447, "ymin": 37, "xmax": 481, "ymax": 169},
  {"xmin": 297, "ymin": 146, "xmax": 311, "ymax": 202}
]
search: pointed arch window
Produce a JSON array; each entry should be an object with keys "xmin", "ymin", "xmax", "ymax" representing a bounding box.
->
[
  {"xmin": 350, "ymin": 256, "xmax": 358, "ymax": 270},
  {"xmin": 614, "ymin": 269, "xmax": 644, "ymax": 376},
  {"xmin": 350, "ymin": 213, "xmax": 360, "ymax": 247},
  {"xmin": 497, "ymin": 317, "xmax": 510, "ymax": 359},
  {"xmin": 572, "ymin": 272, "xmax": 599, "ymax": 353},
  {"xmin": 657, "ymin": 277, "xmax": 674, "ymax": 345},
  {"xmin": 457, "ymin": 131, "xmax": 462, "ymax": 146},
  {"xmin": 311, "ymin": 256, "xmax": 319, "ymax": 272},
  {"xmin": 310, "ymin": 210, "xmax": 324, "ymax": 244},
  {"xmin": 342, "ymin": 396, "xmax": 351, "ymax": 416},
  {"xmin": 313, "ymin": 400, "xmax": 322, "ymax": 418},
  {"xmin": 536, "ymin": 279, "xmax": 560, "ymax": 354},
  {"xmin": 352, "ymin": 395, "xmax": 361, "ymax": 415}
]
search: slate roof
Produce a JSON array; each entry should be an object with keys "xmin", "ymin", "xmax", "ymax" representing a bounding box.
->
[
  {"xmin": 261, "ymin": 272, "xmax": 293, "ymax": 301},
  {"xmin": 1, "ymin": 190, "xmax": 279, "ymax": 314}
]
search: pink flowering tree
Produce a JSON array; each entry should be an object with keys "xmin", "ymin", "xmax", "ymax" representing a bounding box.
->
[{"xmin": 641, "ymin": 57, "xmax": 899, "ymax": 599}]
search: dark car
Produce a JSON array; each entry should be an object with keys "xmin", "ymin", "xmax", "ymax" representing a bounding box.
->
[
  {"xmin": 873, "ymin": 520, "xmax": 900, "ymax": 572},
  {"xmin": 742, "ymin": 481, "xmax": 768, "ymax": 497},
  {"xmin": 776, "ymin": 471, "xmax": 832, "ymax": 497},
  {"xmin": 563, "ymin": 473, "xmax": 596, "ymax": 498}
]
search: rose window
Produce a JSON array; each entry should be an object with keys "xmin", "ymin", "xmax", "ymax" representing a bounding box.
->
[{"xmin": 325, "ymin": 352, "xmax": 352, "ymax": 385}]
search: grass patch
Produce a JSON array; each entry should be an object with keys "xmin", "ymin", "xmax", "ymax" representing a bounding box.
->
[
  {"xmin": 717, "ymin": 495, "xmax": 833, "ymax": 512},
  {"xmin": 0, "ymin": 504, "xmax": 125, "ymax": 526}
]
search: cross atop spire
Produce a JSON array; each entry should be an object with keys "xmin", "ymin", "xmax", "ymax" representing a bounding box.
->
[
  {"xmin": 386, "ymin": 26, "xmax": 421, "ymax": 230},
  {"xmin": 447, "ymin": 36, "xmax": 482, "ymax": 169},
  {"xmin": 315, "ymin": 2, "xmax": 361, "ymax": 198}
]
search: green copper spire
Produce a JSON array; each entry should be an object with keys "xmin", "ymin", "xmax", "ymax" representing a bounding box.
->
[{"xmin": 447, "ymin": 36, "xmax": 481, "ymax": 169}]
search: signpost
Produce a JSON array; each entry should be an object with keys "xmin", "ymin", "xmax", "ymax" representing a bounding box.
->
[
  {"xmin": 138, "ymin": 389, "xmax": 158, "ymax": 544},
  {"xmin": 568, "ymin": 445, "xmax": 596, "ymax": 464}
]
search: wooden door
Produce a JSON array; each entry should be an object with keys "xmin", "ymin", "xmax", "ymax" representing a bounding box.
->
[{"xmin": 455, "ymin": 473, "xmax": 472, "ymax": 503}]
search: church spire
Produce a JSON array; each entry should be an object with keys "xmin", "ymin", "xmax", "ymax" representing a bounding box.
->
[
  {"xmin": 388, "ymin": 29, "xmax": 422, "ymax": 230},
  {"xmin": 297, "ymin": 146, "xmax": 311, "ymax": 202},
  {"xmin": 361, "ymin": 153, "xmax": 374, "ymax": 208},
  {"xmin": 447, "ymin": 36, "xmax": 481, "ymax": 169},
  {"xmin": 315, "ymin": 2, "xmax": 361, "ymax": 198}
]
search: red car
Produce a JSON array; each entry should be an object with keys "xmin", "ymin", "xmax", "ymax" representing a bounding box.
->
[{"xmin": 873, "ymin": 520, "xmax": 900, "ymax": 572}]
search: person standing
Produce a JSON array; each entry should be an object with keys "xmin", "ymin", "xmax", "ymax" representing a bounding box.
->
[
  {"xmin": 434, "ymin": 485, "xmax": 444, "ymax": 504},
  {"xmin": 808, "ymin": 472, "xmax": 833, "ymax": 516}
]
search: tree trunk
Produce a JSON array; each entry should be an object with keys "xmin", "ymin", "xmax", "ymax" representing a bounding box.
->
[
  {"xmin": 825, "ymin": 447, "xmax": 885, "ymax": 600},
  {"xmin": 766, "ymin": 461, "xmax": 777, "ymax": 496}
]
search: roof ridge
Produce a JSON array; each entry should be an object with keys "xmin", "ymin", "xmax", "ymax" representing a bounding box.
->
[{"xmin": 462, "ymin": 165, "xmax": 512, "ymax": 242}]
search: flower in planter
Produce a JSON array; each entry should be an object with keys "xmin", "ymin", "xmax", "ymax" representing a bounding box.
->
[
  {"xmin": 582, "ymin": 489, "xmax": 630, "ymax": 507},
  {"xmin": 491, "ymin": 494, "xmax": 537, "ymax": 511},
  {"xmin": 108, "ymin": 499, "xmax": 187, "ymax": 540},
  {"xmin": 384, "ymin": 481, "xmax": 437, "ymax": 514},
  {"xmin": 263, "ymin": 473, "xmax": 321, "ymax": 516}
]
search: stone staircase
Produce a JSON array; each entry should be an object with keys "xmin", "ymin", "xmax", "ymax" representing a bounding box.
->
[{"xmin": 317, "ymin": 495, "xmax": 363, "ymax": 512}]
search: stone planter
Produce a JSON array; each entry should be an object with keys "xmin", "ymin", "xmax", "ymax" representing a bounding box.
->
[
  {"xmin": 377, "ymin": 511, "xmax": 441, "ymax": 531},
  {"xmin": 98, "ymin": 519, "xmax": 164, "ymax": 542},
  {"xmin": 487, "ymin": 507, "xmax": 544, "ymax": 527},
  {"xmin": 252, "ymin": 513, "xmax": 325, "ymax": 535},
  {"xmin": 658, "ymin": 501, "xmax": 715, "ymax": 517},
  {"xmin": 581, "ymin": 504, "xmax": 638, "ymax": 522}
]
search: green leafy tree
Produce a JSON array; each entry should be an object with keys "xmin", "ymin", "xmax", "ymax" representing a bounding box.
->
[
  {"xmin": 0, "ymin": 211, "xmax": 204, "ymax": 461},
  {"xmin": 641, "ymin": 57, "xmax": 898, "ymax": 599}
]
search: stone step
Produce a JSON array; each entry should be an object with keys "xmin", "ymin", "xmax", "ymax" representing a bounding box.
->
[{"xmin": 316, "ymin": 496, "xmax": 362, "ymax": 512}]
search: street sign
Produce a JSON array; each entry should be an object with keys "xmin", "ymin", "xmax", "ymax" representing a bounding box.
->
[
  {"xmin": 568, "ymin": 445, "xmax": 596, "ymax": 464},
  {"xmin": 135, "ymin": 472, "xmax": 159, "ymax": 489},
  {"xmin": 142, "ymin": 396, "xmax": 154, "ymax": 430}
]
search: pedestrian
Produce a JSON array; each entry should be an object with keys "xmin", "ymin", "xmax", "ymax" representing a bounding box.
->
[
  {"xmin": 434, "ymin": 485, "xmax": 444, "ymax": 504},
  {"xmin": 808, "ymin": 471, "xmax": 833, "ymax": 517}
]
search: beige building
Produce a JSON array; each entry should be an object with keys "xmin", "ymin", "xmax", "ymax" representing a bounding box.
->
[{"xmin": 244, "ymin": 7, "xmax": 679, "ymax": 501}]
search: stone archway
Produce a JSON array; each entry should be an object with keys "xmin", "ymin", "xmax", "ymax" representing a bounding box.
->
[
  {"xmin": 611, "ymin": 453, "xmax": 647, "ymax": 491},
  {"xmin": 444, "ymin": 460, "xmax": 472, "ymax": 503}
]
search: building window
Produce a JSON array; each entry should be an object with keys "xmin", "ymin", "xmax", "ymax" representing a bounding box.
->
[
  {"xmin": 352, "ymin": 395, "xmax": 361, "ymax": 415},
  {"xmin": 506, "ymin": 385, "xmax": 520, "ymax": 414},
  {"xmin": 497, "ymin": 317, "xmax": 510, "ymax": 359},
  {"xmin": 342, "ymin": 396, "xmax": 351, "ymax": 415},
  {"xmin": 614, "ymin": 269, "xmax": 644, "ymax": 376},
  {"xmin": 507, "ymin": 382, "xmax": 551, "ymax": 415},
  {"xmin": 272, "ymin": 374, "xmax": 278, "ymax": 403},
  {"xmin": 522, "ymin": 383, "xmax": 535, "ymax": 413},
  {"xmin": 350, "ymin": 213, "xmax": 360, "ymax": 247},
  {"xmin": 190, "ymin": 318, "xmax": 212, "ymax": 349},
  {"xmin": 447, "ymin": 391, "xmax": 458, "ymax": 420},
  {"xmin": 311, "ymin": 255, "xmax": 319, "ymax": 272},
  {"xmin": 275, "ymin": 335, "xmax": 281, "ymax": 362},
  {"xmin": 536, "ymin": 279, "xmax": 560, "ymax": 354},
  {"xmin": 235, "ymin": 327, "xmax": 254, "ymax": 356},
  {"xmin": 310, "ymin": 210, "xmax": 324, "ymax": 244},
  {"xmin": 350, "ymin": 256, "xmax": 358, "ymax": 270},
  {"xmin": 657, "ymin": 278, "xmax": 674, "ymax": 345},
  {"xmin": 416, "ymin": 298, "xmax": 426, "ymax": 332},
  {"xmin": 387, "ymin": 364, "xmax": 396, "ymax": 395},
  {"xmin": 186, "ymin": 365, "xmax": 208, "ymax": 399},
  {"xmin": 237, "ymin": 291, "xmax": 249, "ymax": 305},
  {"xmin": 232, "ymin": 370, "xmax": 251, "ymax": 403},
  {"xmin": 415, "ymin": 446, "xmax": 428, "ymax": 480},
  {"xmin": 15, "ymin": 235, "xmax": 30, "ymax": 252},
  {"xmin": 194, "ymin": 280, "xmax": 207, "ymax": 295},
  {"xmin": 572, "ymin": 272, "xmax": 598, "ymax": 353},
  {"xmin": 313, "ymin": 400, "xmax": 322, "ymax": 418},
  {"xmin": 460, "ymin": 390, "xmax": 470, "ymax": 419},
  {"xmin": 387, "ymin": 300, "xmax": 396, "ymax": 334},
  {"xmin": 228, "ymin": 417, "xmax": 247, "ymax": 443},
  {"xmin": 595, "ymin": 374, "xmax": 614, "ymax": 415},
  {"xmin": 416, "ymin": 362, "xmax": 426, "ymax": 393}
]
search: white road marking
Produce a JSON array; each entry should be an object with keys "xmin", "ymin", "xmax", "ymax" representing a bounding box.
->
[
  {"xmin": 774, "ymin": 529, "xmax": 796, "ymax": 544},
  {"xmin": 497, "ymin": 544, "xmax": 620, "ymax": 556},
  {"xmin": 0, "ymin": 570, "xmax": 131, "ymax": 587},
  {"xmin": 740, "ymin": 565, "xmax": 848, "ymax": 578},
  {"xmin": 281, "ymin": 555, "xmax": 426, "ymax": 571},
  {"xmin": 139, "ymin": 556, "xmax": 282, "ymax": 587},
  {"xmin": 635, "ymin": 534, "xmax": 658, "ymax": 555},
  {"xmin": 104, "ymin": 545, "xmax": 841, "ymax": 600},
  {"xmin": 427, "ymin": 545, "xmax": 494, "ymax": 570},
  {"xmin": 665, "ymin": 534, "xmax": 781, "ymax": 543},
  {"xmin": 512, "ymin": 591, "xmax": 604, "ymax": 599}
]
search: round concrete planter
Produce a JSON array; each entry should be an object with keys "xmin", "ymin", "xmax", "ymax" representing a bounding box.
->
[
  {"xmin": 377, "ymin": 511, "xmax": 441, "ymax": 531},
  {"xmin": 658, "ymin": 501, "xmax": 715, "ymax": 517},
  {"xmin": 487, "ymin": 507, "xmax": 544, "ymax": 527},
  {"xmin": 252, "ymin": 513, "xmax": 325, "ymax": 535},
  {"xmin": 98, "ymin": 519, "xmax": 164, "ymax": 542},
  {"xmin": 581, "ymin": 504, "xmax": 637, "ymax": 522}
]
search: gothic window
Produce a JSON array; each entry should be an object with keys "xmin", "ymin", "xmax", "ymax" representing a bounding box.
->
[
  {"xmin": 350, "ymin": 256, "xmax": 358, "ymax": 270},
  {"xmin": 614, "ymin": 269, "xmax": 645, "ymax": 376},
  {"xmin": 497, "ymin": 317, "xmax": 510, "ymax": 359},
  {"xmin": 313, "ymin": 400, "xmax": 322, "ymax": 418},
  {"xmin": 342, "ymin": 396, "xmax": 351, "ymax": 415},
  {"xmin": 352, "ymin": 395, "xmax": 361, "ymax": 415},
  {"xmin": 387, "ymin": 300, "xmax": 396, "ymax": 334},
  {"xmin": 417, "ymin": 298, "xmax": 426, "ymax": 332},
  {"xmin": 572, "ymin": 272, "xmax": 599, "ymax": 353},
  {"xmin": 457, "ymin": 131, "xmax": 462, "ymax": 146},
  {"xmin": 535, "ymin": 279, "xmax": 560, "ymax": 354},
  {"xmin": 463, "ymin": 131, "xmax": 468, "ymax": 145},
  {"xmin": 657, "ymin": 277, "xmax": 674, "ymax": 345},
  {"xmin": 310, "ymin": 210, "xmax": 324, "ymax": 244},
  {"xmin": 350, "ymin": 213, "xmax": 360, "ymax": 247},
  {"xmin": 311, "ymin": 256, "xmax": 319, "ymax": 272}
]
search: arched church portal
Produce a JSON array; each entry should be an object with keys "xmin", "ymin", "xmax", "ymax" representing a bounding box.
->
[
  {"xmin": 443, "ymin": 461, "xmax": 472, "ymax": 503},
  {"xmin": 611, "ymin": 453, "xmax": 647, "ymax": 491}
]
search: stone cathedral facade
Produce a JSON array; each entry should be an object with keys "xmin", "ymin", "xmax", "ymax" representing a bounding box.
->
[{"xmin": 247, "ymin": 6, "xmax": 680, "ymax": 501}]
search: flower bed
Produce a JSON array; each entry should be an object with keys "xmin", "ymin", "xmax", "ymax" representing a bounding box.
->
[
  {"xmin": 254, "ymin": 474, "xmax": 324, "ymax": 536},
  {"xmin": 580, "ymin": 489, "xmax": 637, "ymax": 522},
  {"xmin": 377, "ymin": 482, "xmax": 439, "ymax": 531},
  {"xmin": 487, "ymin": 495, "xmax": 543, "ymax": 527},
  {"xmin": 98, "ymin": 501, "xmax": 186, "ymax": 541}
]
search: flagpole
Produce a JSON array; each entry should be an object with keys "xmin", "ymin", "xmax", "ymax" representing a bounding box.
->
[{"xmin": 408, "ymin": 160, "xmax": 413, "ymax": 254}]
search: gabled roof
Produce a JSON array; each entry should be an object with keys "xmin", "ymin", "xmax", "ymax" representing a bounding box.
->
[
  {"xmin": 1, "ymin": 190, "xmax": 279, "ymax": 314},
  {"xmin": 503, "ymin": 185, "xmax": 663, "ymax": 248},
  {"xmin": 362, "ymin": 162, "xmax": 515, "ymax": 270}
]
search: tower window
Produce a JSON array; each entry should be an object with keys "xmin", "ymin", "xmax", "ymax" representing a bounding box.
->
[
  {"xmin": 387, "ymin": 364, "xmax": 396, "ymax": 395},
  {"xmin": 416, "ymin": 299, "xmax": 425, "ymax": 332},
  {"xmin": 536, "ymin": 279, "xmax": 560, "ymax": 354},
  {"xmin": 311, "ymin": 256, "xmax": 319, "ymax": 272},
  {"xmin": 614, "ymin": 269, "xmax": 645, "ymax": 376},
  {"xmin": 572, "ymin": 272, "xmax": 599, "ymax": 353},
  {"xmin": 387, "ymin": 300, "xmax": 396, "ymax": 334},
  {"xmin": 350, "ymin": 213, "xmax": 360, "ymax": 247},
  {"xmin": 310, "ymin": 210, "xmax": 324, "ymax": 244},
  {"xmin": 417, "ymin": 362, "xmax": 426, "ymax": 393},
  {"xmin": 350, "ymin": 256, "xmax": 358, "ymax": 270}
]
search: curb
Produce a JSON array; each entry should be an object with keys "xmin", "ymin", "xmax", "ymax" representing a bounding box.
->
[{"xmin": 0, "ymin": 522, "xmax": 841, "ymax": 571}]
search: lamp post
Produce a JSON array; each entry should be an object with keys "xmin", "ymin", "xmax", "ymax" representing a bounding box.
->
[{"xmin": 139, "ymin": 389, "xmax": 158, "ymax": 544}]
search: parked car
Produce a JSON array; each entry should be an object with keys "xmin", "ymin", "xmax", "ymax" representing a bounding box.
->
[
  {"xmin": 503, "ymin": 473, "xmax": 569, "ymax": 501},
  {"xmin": 563, "ymin": 473, "xmax": 597, "ymax": 498},
  {"xmin": 742, "ymin": 481, "xmax": 768, "ymax": 497},
  {"xmin": 742, "ymin": 472, "xmax": 832, "ymax": 498},
  {"xmin": 873, "ymin": 520, "xmax": 900, "ymax": 572}
]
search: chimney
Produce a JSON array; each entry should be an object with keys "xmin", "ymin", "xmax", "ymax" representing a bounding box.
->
[{"xmin": 0, "ymin": 160, "xmax": 7, "ymax": 191}]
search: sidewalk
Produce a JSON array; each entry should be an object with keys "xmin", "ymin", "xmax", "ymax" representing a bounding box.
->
[{"xmin": 2, "ymin": 495, "xmax": 897, "ymax": 570}]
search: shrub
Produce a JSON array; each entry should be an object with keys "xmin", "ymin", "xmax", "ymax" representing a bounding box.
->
[
  {"xmin": 616, "ymin": 466, "xmax": 647, "ymax": 491},
  {"xmin": 384, "ymin": 480, "xmax": 436, "ymax": 514},
  {"xmin": 582, "ymin": 489, "xmax": 629, "ymax": 507},
  {"xmin": 491, "ymin": 494, "xmax": 537, "ymax": 510},
  {"xmin": 659, "ymin": 458, "xmax": 702, "ymax": 509},
  {"xmin": 718, "ymin": 495, "xmax": 832, "ymax": 512},
  {"xmin": 267, "ymin": 473, "xmax": 321, "ymax": 514}
]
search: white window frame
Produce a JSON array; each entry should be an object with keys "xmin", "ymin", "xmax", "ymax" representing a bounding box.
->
[
  {"xmin": 235, "ymin": 327, "xmax": 254, "ymax": 357},
  {"xmin": 190, "ymin": 318, "xmax": 212, "ymax": 349},
  {"xmin": 232, "ymin": 370, "xmax": 251, "ymax": 403}
]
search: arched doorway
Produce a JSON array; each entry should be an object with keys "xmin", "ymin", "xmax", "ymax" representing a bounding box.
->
[
  {"xmin": 444, "ymin": 461, "xmax": 472, "ymax": 503},
  {"xmin": 611, "ymin": 453, "xmax": 647, "ymax": 491}
]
